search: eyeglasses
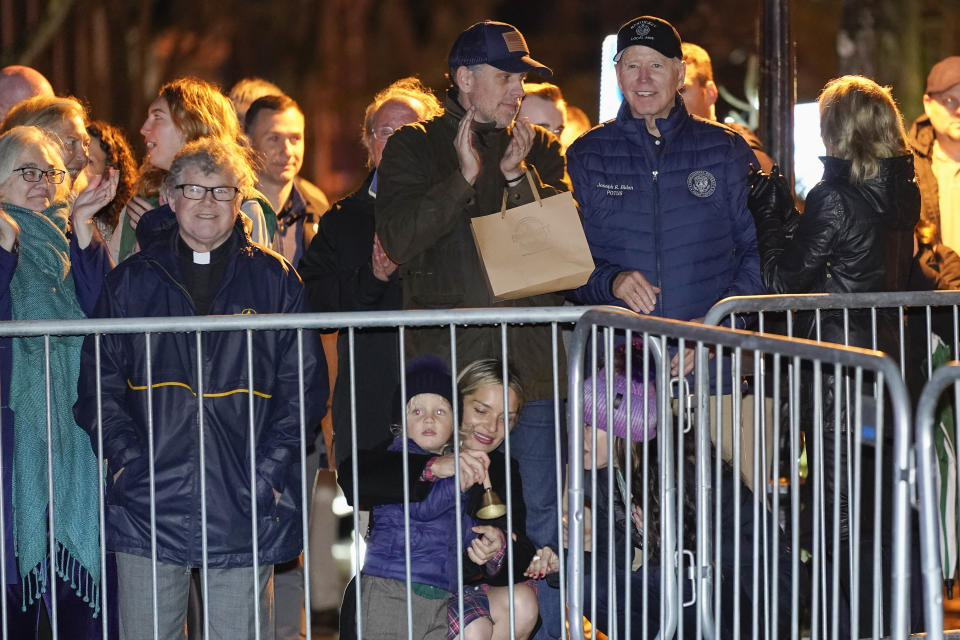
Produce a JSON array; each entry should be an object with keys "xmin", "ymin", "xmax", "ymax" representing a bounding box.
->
[
  {"xmin": 12, "ymin": 166, "xmax": 67, "ymax": 184},
  {"xmin": 175, "ymin": 184, "xmax": 239, "ymax": 201},
  {"xmin": 370, "ymin": 126, "xmax": 399, "ymax": 141}
]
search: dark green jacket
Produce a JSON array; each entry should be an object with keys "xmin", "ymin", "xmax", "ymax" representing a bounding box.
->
[{"xmin": 375, "ymin": 88, "xmax": 570, "ymax": 400}]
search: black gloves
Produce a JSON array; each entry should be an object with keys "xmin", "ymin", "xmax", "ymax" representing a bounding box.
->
[
  {"xmin": 748, "ymin": 164, "xmax": 794, "ymax": 222},
  {"xmin": 748, "ymin": 164, "xmax": 799, "ymax": 244}
]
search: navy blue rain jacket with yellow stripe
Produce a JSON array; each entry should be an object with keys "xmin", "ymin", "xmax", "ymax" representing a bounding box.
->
[{"xmin": 74, "ymin": 214, "xmax": 327, "ymax": 568}]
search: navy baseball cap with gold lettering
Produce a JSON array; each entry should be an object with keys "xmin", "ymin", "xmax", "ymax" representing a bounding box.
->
[{"xmin": 449, "ymin": 21, "xmax": 552, "ymax": 77}]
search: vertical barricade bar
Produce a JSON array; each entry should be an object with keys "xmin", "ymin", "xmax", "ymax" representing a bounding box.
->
[
  {"xmin": 603, "ymin": 327, "xmax": 615, "ymax": 637},
  {"xmin": 397, "ymin": 326, "xmax": 414, "ymax": 640},
  {"xmin": 196, "ymin": 330, "xmax": 210, "ymax": 639},
  {"xmin": 915, "ymin": 362, "xmax": 958, "ymax": 640},
  {"xmin": 499, "ymin": 322, "xmax": 518, "ymax": 640},
  {"xmin": 347, "ymin": 325, "xmax": 364, "ymax": 639},
  {"xmin": 550, "ymin": 322, "xmax": 567, "ymax": 640},
  {"xmin": 889, "ymin": 369, "xmax": 913, "ymax": 639},
  {"xmin": 565, "ymin": 317, "xmax": 589, "ymax": 640},
  {"xmin": 449, "ymin": 323, "xmax": 464, "ymax": 640},
  {"xmin": 145, "ymin": 332, "xmax": 160, "ymax": 640},
  {"xmin": 94, "ymin": 334, "xmax": 109, "ymax": 640},
  {"xmin": 245, "ymin": 329, "xmax": 261, "ymax": 639},
  {"xmin": 43, "ymin": 336, "xmax": 58, "ymax": 639},
  {"xmin": 296, "ymin": 328, "xmax": 312, "ymax": 640},
  {"xmin": 566, "ymin": 311, "xmax": 673, "ymax": 640}
]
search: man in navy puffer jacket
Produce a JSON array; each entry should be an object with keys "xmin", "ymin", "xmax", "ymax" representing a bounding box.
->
[{"xmin": 567, "ymin": 16, "xmax": 761, "ymax": 373}]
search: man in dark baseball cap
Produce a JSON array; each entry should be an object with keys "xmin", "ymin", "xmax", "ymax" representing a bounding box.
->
[
  {"xmin": 375, "ymin": 19, "xmax": 570, "ymax": 636},
  {"xmin": 565, "ymin": 10, "xmax": 761, "ymax": 565},
  {"xmin": 449, "ymin": 20, "xmax": 552, "ymax": 77},
  {"xmin": 607, "ymin": 15, "xmax": 686, "ymax": 136},
  {"xmin": 908, "ymin": 56, "xmax": 960, "ymax": 252}
]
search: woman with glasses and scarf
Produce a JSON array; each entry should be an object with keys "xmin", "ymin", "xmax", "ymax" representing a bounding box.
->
[{"xmin": 0, "ymin": 125, "xmax": 116, "ymax": 638}]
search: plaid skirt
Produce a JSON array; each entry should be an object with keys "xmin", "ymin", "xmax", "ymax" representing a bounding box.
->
[{"xmin": 447, "ymin": 579, "xmax": 538, "ymax": 639}]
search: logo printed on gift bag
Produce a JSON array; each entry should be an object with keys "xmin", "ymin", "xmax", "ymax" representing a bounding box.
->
[{"xmin": 512, "ymin": 217, "xmax": 551, "ymax": 255}]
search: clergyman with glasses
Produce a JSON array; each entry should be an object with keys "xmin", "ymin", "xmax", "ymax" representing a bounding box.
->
[
  {"xmin": 74, "ymin": 136, "xmax": 327, "ymax": 640},
  {"xmin": 909, "ymin": 56, "xmax": 960, "ymax": 253}
]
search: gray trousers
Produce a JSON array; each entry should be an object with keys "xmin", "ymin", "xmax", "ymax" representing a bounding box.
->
[
  {"xmin": 116, "ymin": 552, "xmax": 274, "ymax": 640},
  {"xmin": 359, "ymin": 575, "xmax": 447, "ymax": 640}
]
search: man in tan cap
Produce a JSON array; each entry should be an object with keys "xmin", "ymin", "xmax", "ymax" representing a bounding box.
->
[{"xmin": 910, "ymin": 56, "xmax": 960, "ymax": 251}]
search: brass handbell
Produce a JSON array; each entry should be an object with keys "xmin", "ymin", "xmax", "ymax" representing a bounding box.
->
[{"xmin": 476, "ymin": 475, "xmax": 506, "ymax": 520}]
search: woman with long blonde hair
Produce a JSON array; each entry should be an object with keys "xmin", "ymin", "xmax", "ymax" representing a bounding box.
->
[{"xmin": 751, "ymin": 74, "xmax": 921, "ymax": 636}]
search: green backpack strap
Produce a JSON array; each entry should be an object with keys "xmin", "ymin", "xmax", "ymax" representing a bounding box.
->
[{"xmin": 251, "ymin": 194, "xmax": 277, "ymax": 243}]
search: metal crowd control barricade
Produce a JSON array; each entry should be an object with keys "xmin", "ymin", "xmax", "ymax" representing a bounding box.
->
[
  {"xmin": 706, "ymin": 291, "xmax": 960, "ymax": 636},
  {"xmin": 566, "ymin": 307, "xmax": 915, "ymax": 640},
  {"xmin": 0, "ymin": 306, "xmax": 586, "ymax": 640}
]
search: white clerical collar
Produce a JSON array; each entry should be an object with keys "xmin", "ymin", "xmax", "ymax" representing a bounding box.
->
[{"xmin": 193, "ymin": 251, "xmax": 211, "ymax": 265}]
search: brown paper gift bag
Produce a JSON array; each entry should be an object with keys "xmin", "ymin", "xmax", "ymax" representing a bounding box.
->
[{"xmin": 470, "ymin": 170, "xmax": 595, "ymax": 301}]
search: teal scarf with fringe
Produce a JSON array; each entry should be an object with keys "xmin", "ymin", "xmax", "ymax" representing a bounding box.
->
[{"xmin": 3, "ymin": 202, "xmax": 100, "ymax": 616}]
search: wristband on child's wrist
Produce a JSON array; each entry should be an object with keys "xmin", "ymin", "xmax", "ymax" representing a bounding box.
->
[{"xmin": 421, "ymin": 457, "xmax": 438, "ymax": 482}]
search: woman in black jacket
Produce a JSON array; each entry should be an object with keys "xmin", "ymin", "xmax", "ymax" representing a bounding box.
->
[
  {"xmin": 750, "ymin": 74, "xmax": 921, "ymax": 636},
  {"xmin": 753, "ymin": 75, "xmax": 918, "ymax": 321}
]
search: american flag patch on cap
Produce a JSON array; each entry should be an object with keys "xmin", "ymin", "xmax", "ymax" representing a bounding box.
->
[{"xmin": 502, "ymin": 31, "xmax": 527, "ymax": 53}]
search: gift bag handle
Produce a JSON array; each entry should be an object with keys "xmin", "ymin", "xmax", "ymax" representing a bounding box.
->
[{"xmin": 500, "ymin": 169, "xmax": 542, "ymax": 218}]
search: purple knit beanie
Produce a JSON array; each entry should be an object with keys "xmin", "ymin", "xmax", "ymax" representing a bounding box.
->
[{"xmin": 582, "ymin": 341, "xmax": 657, "ymax": 442}]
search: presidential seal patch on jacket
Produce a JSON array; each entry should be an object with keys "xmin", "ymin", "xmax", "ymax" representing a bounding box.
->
[{"xmin": 687, "ymin": 170, "xmax": 716, "ymax": 198}]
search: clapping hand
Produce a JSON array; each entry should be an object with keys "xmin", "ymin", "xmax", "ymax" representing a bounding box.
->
[
  {"xmin": 455, "ymin": 107, "xmax": 481, "ymax": 185},
  {"xmin": 500, "ymin": 117, "xmax": 534, "ymax": 181}
]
